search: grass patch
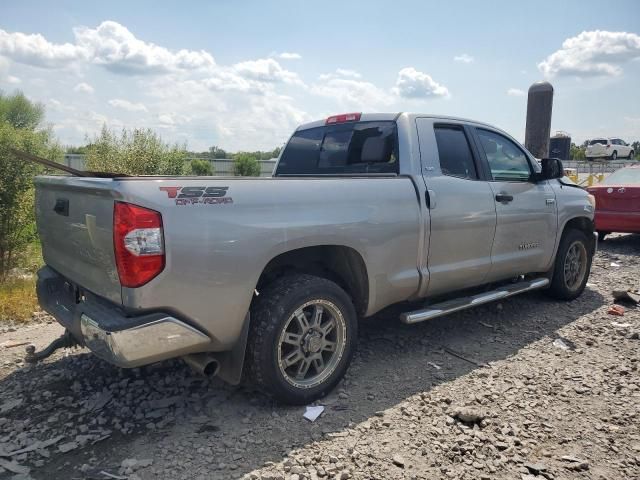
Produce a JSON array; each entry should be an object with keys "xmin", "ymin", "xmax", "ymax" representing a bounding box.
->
[{"xmin": 0, "ymin": 277, "xmax": 38, "ymax": 323}]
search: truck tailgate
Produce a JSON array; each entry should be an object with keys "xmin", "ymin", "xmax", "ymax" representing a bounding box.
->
[{"xmin": 35, "ymin": 176, "xmax": 121, "ymax": 303}]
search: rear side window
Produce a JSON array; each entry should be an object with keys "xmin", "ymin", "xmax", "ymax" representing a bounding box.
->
[
  {"xmin": 275, "ymin": 121, "xmax": 398, "ymax": 175},
  {"xmin": 434, "ymin": 125, "xmax": 478, "ymax": 180}
]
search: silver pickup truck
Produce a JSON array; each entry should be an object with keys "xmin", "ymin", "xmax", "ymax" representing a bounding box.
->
[{"xmin": 34, "ymin": 113, "xmax": 597, "ymax": 404}]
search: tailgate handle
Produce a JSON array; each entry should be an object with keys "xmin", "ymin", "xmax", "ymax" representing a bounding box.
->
[{"xmin": 54, "ymin": 198, "xmax": 69, "ymax": 216}]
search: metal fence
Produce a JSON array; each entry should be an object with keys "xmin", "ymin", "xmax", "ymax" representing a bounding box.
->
[{"xmin": 62, "ymin": 154, "xmax": 278, "ymax": 177}]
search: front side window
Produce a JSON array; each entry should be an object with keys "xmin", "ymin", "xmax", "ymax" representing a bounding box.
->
[
  {"xmin": 477, "ymin": 129, "xmax": 532, "ymax": 182},
  {"xmin": 434, "ymin": 125, "xmax": 478, "ymax": 180},
  {"xmin": 276, "ymin": 121, "xmax": 398, "ymax": 175}
]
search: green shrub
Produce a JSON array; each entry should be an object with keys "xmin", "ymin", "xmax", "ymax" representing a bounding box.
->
[
  {"xmin": 0, "ymin": 91, "xmax": 61, "ymax": 277},
  {"xmin": 85, "ymin": 125, "xmax": 188, "ymax": 175},
  {"xmin": 233, "ymin": 152, "xmax": 261, "ymax": 176},
  {"xmin": 190, "ymin": 158, "xmax": 213, "ymax": 176}
]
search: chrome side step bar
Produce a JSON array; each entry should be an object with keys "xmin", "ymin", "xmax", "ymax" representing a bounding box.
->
[{"xmin": 400, "ymin": 277, "xmax": 549, "ymax": 324}]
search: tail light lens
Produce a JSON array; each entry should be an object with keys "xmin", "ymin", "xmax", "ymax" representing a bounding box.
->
[{"xmin": 114, "ymin": 202, "xmax": 165, "ymax": 288}]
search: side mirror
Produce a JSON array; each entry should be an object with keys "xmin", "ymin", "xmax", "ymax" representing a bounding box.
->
[{"xmin": 535, "ymin": 157, "xmax": 564, "ymax": 181}]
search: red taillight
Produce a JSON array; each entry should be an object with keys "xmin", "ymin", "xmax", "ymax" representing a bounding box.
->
[
  {"xmin": 606, "ymin": 144, "xmax": 610, "ymax": 148},
  {"xmin": 114, "ymin": 202, "xmax": 165, "ymax": 288},
  {"xmin": 326, "ymin": 112, "xmax": 361, "ymax": 125}
]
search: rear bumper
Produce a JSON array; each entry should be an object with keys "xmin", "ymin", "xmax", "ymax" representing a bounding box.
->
[{"xmin": 37, "ymin": 266, "xmax": 211, "ymax": 367}]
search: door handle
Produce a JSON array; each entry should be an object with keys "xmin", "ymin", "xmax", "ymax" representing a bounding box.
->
[
  {"xmin": 54, "ymin": 198, "xmax": 69, "ymax": 216},
  {"xmin": 495, "ymin": 193, "xmax": 513, "ymax": 203}
]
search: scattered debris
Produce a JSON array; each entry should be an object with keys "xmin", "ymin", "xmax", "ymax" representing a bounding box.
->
[
  {"xmin": 552, "ymin": 338, "xmax": 575, "ymax": 351},
  {"xmin": 613, "ymin": 289, "xmax": 640, "ymax": 305},
  {"xmin": 610, "ymin": 262, "xmax": 621, "ymax": 267},
  {"xmin": 560, "ymin": 455, "xmax": 589, "ymax": 471},
  {"xmin": 478, "ymin": 321, "xmax": 495, "ymax": 329},
  {"xmin": 450, "ymin": 406, "xmax": 485, "ymax": 424},
  {"xmin": 303, "ymin": 405, "xmax": 325, "ymax": 422},
  {"xmin": 0, "ymin": 458, "xmax": 30, "ymax": 474},
  {"xmin": 427, "ymin": 362, "xmax": 442, "ymax": 370},
  {"xmin": 442, "ymin": 346, "xmax": 487, "ymax": 367},
  {"xmin": 99, "ymin": 471, "xmax": 127, "ymax": 479},
  {"xmin": 611, "ymin": 322, "xmax": 632, "ymax": 328},
  {"xmin": 608, "ymin": 305, "xmax": 625, "ymax": 316},
  {"xmin": 391, "ymin": 455, "xmax": 405, "ymax": 468},
  {"xmin": 0, "ymin": 340, "xmax": 30, "ymax": 349}
]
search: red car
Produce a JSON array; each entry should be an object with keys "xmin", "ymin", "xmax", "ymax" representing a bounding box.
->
[{"xmin": 587, "ymin": 166, "xmax": 640, "ymax": 241}]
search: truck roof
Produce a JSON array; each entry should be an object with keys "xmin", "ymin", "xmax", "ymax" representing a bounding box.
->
[{"xmin": 295, "ymin": 112, "xmax": 502, "ymax": 133}]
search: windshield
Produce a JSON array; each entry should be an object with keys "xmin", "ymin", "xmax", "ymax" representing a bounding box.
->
[
  {"xmin": 602, "ymin": 168, "xmax": 640, "ymax": 185},
  {"xmin": 589, "ymin": 139, "xmax": 608, "ymax": 145},
  {"xmin": 275, "ymin": 121, "xmax": 398, "ymax": 175}
]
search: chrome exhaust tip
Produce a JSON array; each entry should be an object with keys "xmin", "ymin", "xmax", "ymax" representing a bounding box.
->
[{"xmin": 183, "ymin": 353, "xmax": 220, "ymax": 377}]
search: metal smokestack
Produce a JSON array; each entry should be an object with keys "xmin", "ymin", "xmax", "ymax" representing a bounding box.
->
[{"xmin": 525, "ymin": 81, "xmax": 554, "ymax": 158}]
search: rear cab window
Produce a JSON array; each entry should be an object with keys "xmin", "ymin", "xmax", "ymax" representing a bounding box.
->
[
  {"xmin": 433, "ymin": 125, "xmax": 478, "ymax": 180},
  {"xmin": 589, "ymin": 139, "xmax": 608, "ymax": 145},
  {"xmin": 275, "ymin": 121, "xmax": 398, "ymax": 175}
]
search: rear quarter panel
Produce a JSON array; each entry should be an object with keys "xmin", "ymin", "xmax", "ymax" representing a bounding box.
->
[{"xmin": 116, "ymin": 177, "xmax": 421, "ymax": 349}]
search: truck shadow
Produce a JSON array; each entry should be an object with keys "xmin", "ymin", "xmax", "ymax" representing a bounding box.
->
[{"xmin": 2, "ymin": 251, "xmax": 622, "ymax": 478}]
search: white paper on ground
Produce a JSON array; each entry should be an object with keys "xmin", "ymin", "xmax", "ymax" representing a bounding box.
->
[{"xmin": 303, "ymin": 405, "xmax": 325, "ymax": 422}]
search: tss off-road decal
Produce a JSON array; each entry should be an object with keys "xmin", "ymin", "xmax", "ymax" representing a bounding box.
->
[{"xmin": 159, "ymin": 186, "xmax": 233, "ymax": 205}]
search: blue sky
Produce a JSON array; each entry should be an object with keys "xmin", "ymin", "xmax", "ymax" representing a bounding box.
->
[{"xmin": 1, "ymin": 0, "xmax": 639, "ymax": 151}]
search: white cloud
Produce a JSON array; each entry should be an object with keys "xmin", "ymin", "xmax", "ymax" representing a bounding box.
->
[
  {"xmin": 158, "ymin": 114, "xmax": 175, "ymax": 125},
  {"xmin": 203, "ymin": 69, "xmax": 267, "ymax": 95},
  {"xmin": 311, "ymin": 77, "xmax": 393, "ymax": 110},
  {"xmin": 393, "ymin": 67, "xmax": 449, "ymax": 99},
  {"xmin": 319, "ymin": 68, "xmax": 362, "ymax": 81},
  {"xmin": 507, "ymin": 88, "xmax": 525, "ymax": 97},
  {"xmin": 232, "ymin": 58, "xmax": 303, "ymax": 86},
  {"xmin": 278, "ymin": 52, "xmax": 301, "ymax": 60},
  {"xmin": 6, "ymin": 75, "xmax": 21, "ymax": 84},
  {"xmin": 0, "ymin": 29, "xmax": 86, "ymax": 68},
  {"xmin": 74, "ymin": 21, "xmax": 215, "ymax": 75},
  {"xmin": 0, "ymin": 21, "xmax": 216, "ymax": 74},
  {"xmin": 108, "ymin": 98, "xmax": 147, "ymax": 112},
  {"xmin": 538, "ymin": 30, "xmax": 640, "ymax": 77},
  {"xmin": 454, "ymin": 54, "xmax": 474, "ymax": 64},
  {"xmin": 74, "ymin": 82, "xmax": 94, "ymax": 94}
]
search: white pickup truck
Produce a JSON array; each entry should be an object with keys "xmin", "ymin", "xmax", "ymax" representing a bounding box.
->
[{"xmin": 33, "ymin": 113, "xmax": 597, "ymax": 404}]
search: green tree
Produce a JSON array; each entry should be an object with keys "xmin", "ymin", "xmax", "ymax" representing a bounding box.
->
[
  {"xmin": 570, "ymin": 143, "xmax": 586, "ymax": 160},
  {"xmin": 0, "ymin": 91, "xmax": 45, "ymax": 130},
  {"xmin": 233, "ymin": 152, "xmax": 261, "ymax": 176},
  {"xmin": 0, "ymin": 91, "xmax": 61, "ymax": 277},
  {"xmin": 190, "ymin": 158, "xmax": 213, "ymax": 176},
  {"xmin": 209, "ymin": 145, "xmax": 228, "ymax": 159},
  {"xmin": 85, "ymin": 125, "xmax": 187, "ymax": 175}
]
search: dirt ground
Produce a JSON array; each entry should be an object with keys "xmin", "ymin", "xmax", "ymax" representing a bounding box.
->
[{"xmin": 1, "ymin": 234, "xmax": 639, "ymax": 480}]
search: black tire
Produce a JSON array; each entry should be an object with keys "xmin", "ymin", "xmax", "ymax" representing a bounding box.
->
[
  {"xmin": 629, "ymin": 150, "xmax": 634, "ymax": 160},
  {"xmin": 247, "ymin": 273, "xmax": 357, "ymax": 405},
  {"xmin": 611, "ymin": 151, "xmax": 617, "ymax": 161},
  {"xmin": 598, "ymin": 231, "xmax": 608, "ymax": 242},
  {"xmin": 547, "ymin": 229, "xmax": 593, "ymax": 300}
]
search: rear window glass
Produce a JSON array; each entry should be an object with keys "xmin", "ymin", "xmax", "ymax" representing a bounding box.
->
[
  {"xmin": 275, "ymin": 121, "xmax": 398, "ymax": 175},
  {"xmin": 602, "ymin": 168, "xmax": 640, "ymax": 185},
  {"xmin": 434, "ymin": 125, "xmax": 478, "ymax": 180},
  {"xmin": 589, "ymin": 139, "xmax": 608, "ymax": 145}
]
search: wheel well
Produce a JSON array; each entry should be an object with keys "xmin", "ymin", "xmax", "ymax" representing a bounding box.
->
[
  {"xmin": 256, "ymin": 246, "xmax": 369, "ymax": 316},
  {"xmin": 562, "ymin": 217, "xmax": 595, "ymax": 254}
]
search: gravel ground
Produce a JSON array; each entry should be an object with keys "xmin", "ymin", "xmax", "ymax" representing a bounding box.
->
[{"xmin": 1, "ymin": 234, "xmax": 639, "ymax": 480}]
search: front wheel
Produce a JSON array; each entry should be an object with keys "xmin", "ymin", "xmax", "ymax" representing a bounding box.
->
[
  {"xmin": 629, "ymin": 150, "xmax": 635, "ymax": 160},
  {"xmin": 247, "ymin": 273, "xmax": 357, "ymax": 404},
  {"xmin": 611, "ymin": 151, "xmax": 617, "ymax": 161},
  {"xmin": 547, "ymin": 229, "xmax": 593, "ymax": 300}
]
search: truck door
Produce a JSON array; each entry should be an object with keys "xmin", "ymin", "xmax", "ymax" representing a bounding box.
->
[
  {"xmin": 471, "ymin": 127, "xmax": 558, "ymax": 281},
  {"xmin": 415, "ymin": 118, "xmax": 497, "ymax": 297}
]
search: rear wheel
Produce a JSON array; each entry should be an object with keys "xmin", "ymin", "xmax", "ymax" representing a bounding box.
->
[
  {"xmin": 247, "ymin": 273, "xmax": 357, "ymax": 404},
  {"xmin": 611, "ymin": 151, "xmax": 617, "ymax": 161},
  {"xmin": 629, "ymin": 150, "xmax": 635, "ymax": 160},
  {"xmin": 547, "ymin": 229, "xmax": 593, "ymax": 300}
]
